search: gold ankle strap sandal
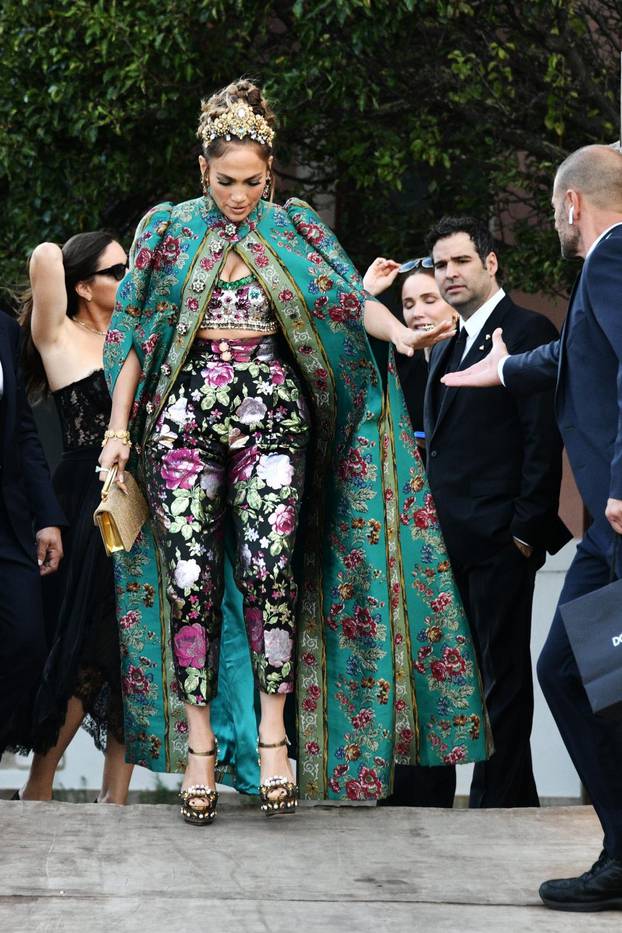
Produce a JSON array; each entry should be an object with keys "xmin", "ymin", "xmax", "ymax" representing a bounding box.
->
[
  {"xmin": 179, "ymin": 743, "xmax": 219, "ymax": 826},
  {"xmin": 257, "ymin": 736, "xmax": 298, "ymax": 817}
]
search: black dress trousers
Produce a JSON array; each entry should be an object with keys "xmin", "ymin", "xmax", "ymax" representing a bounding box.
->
[{"xmin": 0, "ymin": 498, "xmax": 46, "ymax": 754}]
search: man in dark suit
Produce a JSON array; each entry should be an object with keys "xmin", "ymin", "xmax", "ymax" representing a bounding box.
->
[
  {"xmin": 442, "ymin": 145, "xmax": 622, "ymax": 911},
  {"xmin": 0, "ymin": 310, "xmax": 65, "ymax": 755},
  {"xmin": 423, "ymin": 216, "xmax": 570, "ymax": 809}
]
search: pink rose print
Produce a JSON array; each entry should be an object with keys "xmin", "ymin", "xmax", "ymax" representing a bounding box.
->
[
  {"xmin": 229, "ymin": 445, "xmax": 260, "ymax": 483},
  {"xmin": 270, "ymin": 362, "xmax": 286, "ymax": 385},
  {"xmin": 161, "ymin": 448, "xmax": 203, "ymax": 490},
  {"xmin": 236, "ymin": 397, "xmax": 267, "ymax": 425},
  {"xmin": 264, "ymin": 628, "xmax": 293, "ymax": 667},
  {"xmin": 246, "ymin": 607, "xmax": 264, "ymax": 653},
  {"xmin": 257, "ymin": 454, "xmax": 294, "ymax": 489},
  {"xmin": 174, "ymin": 623, "xmax": 207, "ymax": 669},
  {"xmin": 203, "ymin": 361, "xmax": 234, "ymax": 387},
  {"xmin": 269, "ymin": 504, "xmax": 296, "ymax": 536}
]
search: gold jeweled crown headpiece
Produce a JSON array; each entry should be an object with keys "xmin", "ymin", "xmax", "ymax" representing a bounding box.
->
[{"xmin": 200, "ymin": 102, "xmax": 275, "ymax": 148}]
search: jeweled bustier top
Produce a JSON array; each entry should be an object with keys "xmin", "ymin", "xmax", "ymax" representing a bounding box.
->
[{"xmin": 199, "ymin": 274, "xmax": 278, "ymax": 334}]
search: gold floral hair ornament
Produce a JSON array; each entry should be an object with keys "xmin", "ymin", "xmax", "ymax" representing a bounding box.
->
[{"xmin": 199, "ymin": 102, "xmax": 275, "ymax": 148}]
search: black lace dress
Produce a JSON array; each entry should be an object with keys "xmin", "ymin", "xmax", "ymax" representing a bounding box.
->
[{"xmin": 29, "ymin": 369, "xmax": 124, "ymax": 752}]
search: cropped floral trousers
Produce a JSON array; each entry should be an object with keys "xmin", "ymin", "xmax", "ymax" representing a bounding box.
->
[{"xmin": 144, "ymin": 335, "xmax": 310, "ymax": 705}]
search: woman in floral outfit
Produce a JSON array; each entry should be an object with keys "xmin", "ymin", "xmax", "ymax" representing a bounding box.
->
[{"xmin": 100, "ymin": 79, "xmax": 490, "ymax": 823}]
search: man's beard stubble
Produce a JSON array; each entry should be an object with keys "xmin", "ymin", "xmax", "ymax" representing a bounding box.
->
[{"xmin": 560, "ymin": 225, "xmax": 582, "ymax": 260}]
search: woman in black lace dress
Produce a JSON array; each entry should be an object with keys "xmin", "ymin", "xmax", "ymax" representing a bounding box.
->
[{"xmin": 15, "ymin": 232, "xmax": 133, "ymax": 803}]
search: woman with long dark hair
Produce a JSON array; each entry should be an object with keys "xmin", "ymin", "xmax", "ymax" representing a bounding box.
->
[{"xmin": 15, "ymin": 232, "xmax": 134, "ymax": 804}]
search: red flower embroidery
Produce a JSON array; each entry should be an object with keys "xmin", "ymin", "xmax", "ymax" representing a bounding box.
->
[{"xmin": 431, "ymin": 592, "xmax": 452, "ymax": 613}]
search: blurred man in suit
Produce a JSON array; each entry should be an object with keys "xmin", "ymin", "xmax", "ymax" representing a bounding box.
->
[
  {"xmin": 423, "ymin": 216, "xmax": 570, "ymax": 809},
  {"xmin": 0, "ymin": 310, "xmax": 65, "ymax": 756},
  {"xmin": 442, "ymin": 146, "xmax": 622, "ymax": 911}
]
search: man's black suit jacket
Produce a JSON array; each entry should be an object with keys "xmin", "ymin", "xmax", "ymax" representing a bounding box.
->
[
  {"xmin": 424, "ymin": 294, "xmax": 571, "ymax": 566},
  {"xmin": 504, "ymin": 225, "xmax": 622, "ymax": 539},
  {"xmin": 0, "ymin": 311, "xmax": 65, "ymax": 558}
]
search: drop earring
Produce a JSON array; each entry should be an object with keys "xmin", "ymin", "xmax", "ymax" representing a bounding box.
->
[
  {"xmin": 262, "ymin": 173, "xmax": 272, "ymax": 200},
  {"xmin": 568, "ymin": 205, "xmax": 574, "ymax": 225}
]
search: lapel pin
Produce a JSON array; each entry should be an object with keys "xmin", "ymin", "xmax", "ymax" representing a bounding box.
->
[
  {"xmin": 478, "ymin": 344, "xmax": 485, "ymax": 350},
  {"xmin": 485, "ymin": 333, "xmax": 491, "ymax": 339}
]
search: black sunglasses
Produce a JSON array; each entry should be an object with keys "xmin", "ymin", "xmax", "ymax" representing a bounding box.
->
[
  {"xmin": 88, "ymin": 262, "xmax": 128, "ymax": 282},
  {"xmin": 398, "ymin": 256, "xmax": 434, "ymax": 273}
]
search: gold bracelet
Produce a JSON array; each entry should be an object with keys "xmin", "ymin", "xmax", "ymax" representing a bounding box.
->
[{"xmin": 102, "ymin": 429, "xmax": 132, "ymax": 448}]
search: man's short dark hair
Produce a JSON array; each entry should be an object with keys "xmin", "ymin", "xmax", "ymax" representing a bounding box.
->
[{"xmin": 425, "ymin": 216, "xmax": 496, "ymax": 266}]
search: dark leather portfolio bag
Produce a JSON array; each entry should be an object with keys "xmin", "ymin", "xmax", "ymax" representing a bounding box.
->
[{"xmin": 560, "ymin": 546, "xmax": 622, "ymax": 720}]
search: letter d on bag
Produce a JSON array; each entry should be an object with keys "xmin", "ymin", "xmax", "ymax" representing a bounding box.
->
[{"xmin": 613, "ymin": 634, "xmax": 622, "ymax": 648}]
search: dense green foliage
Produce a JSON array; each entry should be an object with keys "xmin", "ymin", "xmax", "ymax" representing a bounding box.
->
[{"xmin": 1, "ymin": 0, "xmax": 619, "ymax": 294}]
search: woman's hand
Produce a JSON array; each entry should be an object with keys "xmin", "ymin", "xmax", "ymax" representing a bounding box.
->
[
  {"xmin": 393, "ymin": 318, "xmax": 456, "ymax": 356},
  {"xmin": 98, "ymin": 437, "xmax": 131, "ymax": 493},
  {"xmin": 362, "ymin": 257, "xmax": 401, "ymax": 296}
]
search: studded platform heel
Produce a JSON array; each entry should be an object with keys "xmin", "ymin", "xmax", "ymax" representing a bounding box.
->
[
  {"xmin": 178, "ymin": 743, "xmax": 218, "ymax": 826},
  {"xmin": 258, "ymin": 736, "xmax": 298, "ymax": 816}
]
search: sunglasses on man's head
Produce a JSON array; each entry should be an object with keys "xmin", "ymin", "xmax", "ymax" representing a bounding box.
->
[
  {"xmin": 398, "ymin": 256, "xmax": 434, "ymax": 273},
  {"xmin": 89, "ymin": 262, "xmax": 128, "ymax": 281}
]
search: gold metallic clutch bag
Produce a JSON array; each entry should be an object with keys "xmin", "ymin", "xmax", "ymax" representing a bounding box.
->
[{"xmin": 93, "ymin": 465, "xmax": 149, "ymax": 556}]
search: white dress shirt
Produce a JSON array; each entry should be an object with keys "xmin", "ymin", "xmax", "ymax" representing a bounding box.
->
[{"xmin": 459, "ymin": 288, "xmax": 506, "ymax": 361}]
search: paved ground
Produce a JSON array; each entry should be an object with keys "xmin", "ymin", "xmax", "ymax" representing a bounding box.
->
[{"xmin": 1, "ymin": 800, "xmax": 620, "ymax": 932}]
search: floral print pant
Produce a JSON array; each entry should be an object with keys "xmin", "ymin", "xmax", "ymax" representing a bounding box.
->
[{"xmin": 144, "ymin": 335, "xmax": 310, "ymax": 705}]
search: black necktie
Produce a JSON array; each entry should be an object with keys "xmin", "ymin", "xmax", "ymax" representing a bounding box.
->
[
  {"xmin": 437, "ymin": 327, "xmax": 468, "ymax": 412},
  {"xmin": 444, "ymin": 326, "xmax": 468, "ymax": 376}
]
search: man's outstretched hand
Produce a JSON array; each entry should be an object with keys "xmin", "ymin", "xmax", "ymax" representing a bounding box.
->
[{"xmin": 441, "ymin": 327, "xmax": 508, "ymax": 388}]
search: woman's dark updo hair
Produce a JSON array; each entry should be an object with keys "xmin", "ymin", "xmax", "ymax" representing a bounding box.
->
[
  {"xmin": 197, "ymin": 78, "xmax": 276, "ymax": 162},
  {"xmin": 18, "ymin": 230, "xmax": 115, "ymax": 402}
]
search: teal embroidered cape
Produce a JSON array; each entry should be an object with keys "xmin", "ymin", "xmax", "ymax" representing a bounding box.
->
[{"xmin": 103, "ymin": 195, "xmax": 491, "ymax": 799}]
